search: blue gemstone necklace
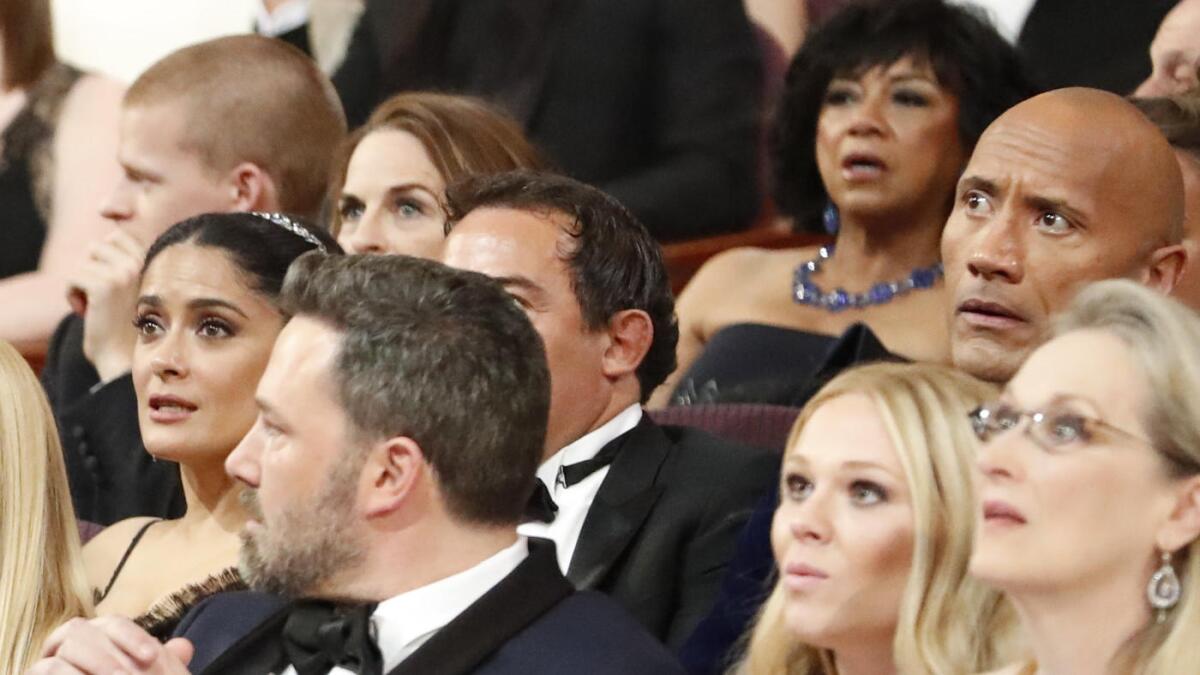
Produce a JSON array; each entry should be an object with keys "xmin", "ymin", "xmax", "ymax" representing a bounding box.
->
[{"xmin": 792, "ymin": 245, "xmax": 943, "ymax": 312}]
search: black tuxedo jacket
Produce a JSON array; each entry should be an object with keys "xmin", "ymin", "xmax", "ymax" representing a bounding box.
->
[
  {"xmin": 1017, "ymin": 0, "xmax": 1175, "ymax": 93},
  {"xmin": 565, "ymin": 416, "xmax": 777, "ymax": 650},
  {"xmin": 41, "ymin": 313, "xmax": 183, "ymax": 525},
  {"xmin": 179, "ymin": 540, "xmax": 684, "ymax": 675},
  {"xmin": 330, "ymin": 0, "xmax": 762, "ymax": 240}
]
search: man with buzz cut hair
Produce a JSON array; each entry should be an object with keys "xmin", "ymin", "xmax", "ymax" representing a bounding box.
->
[
  {"xmin": 30, "ymin": 254, "xmax": 684, "ymax": 675},
  {"xmin": 41, "ymin": 34, "xmax": 347, "ymax": 525},
  {"xmin": 440, "ymin": 170, "xmax": 778, "ymax": 648}
]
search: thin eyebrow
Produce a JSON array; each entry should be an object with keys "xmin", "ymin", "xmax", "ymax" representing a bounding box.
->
[{"xmin": 137, "ymin": 295, "xmax": 250, "ymax": 320}]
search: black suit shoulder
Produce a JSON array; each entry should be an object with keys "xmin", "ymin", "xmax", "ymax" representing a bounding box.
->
[
  {"xmin": 176, "ymin": 591, "xmax": 288, "ymax": 674},
  {"xmin": 478, "ymin": 591, "xmax": 684, "ymax": 674}
]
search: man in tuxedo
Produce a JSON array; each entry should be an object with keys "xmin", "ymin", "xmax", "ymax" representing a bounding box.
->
[
  {"xmin": 41, "ymin": 35, "xmax": 346, "ymax": 525},
  {"xmin": 942, "ymin": 86, "xmax": 1187, "ymax": 384},
  {"xmin": 31, "ymin": 255, "xmax": 682, "ymax": 675},
  {"xmin": 440, "ymin": 171, "xmax": 778, "ymax": 649}
]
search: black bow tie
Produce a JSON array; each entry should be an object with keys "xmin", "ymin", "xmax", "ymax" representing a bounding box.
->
[
  {"xmin": 524, "ymin": 434, "xmax": 627, "ymax": 524},
  {"xmin": 281, "ymin": 600, "xmax": 383, "ymax": 675},
  {"xmin": 524, "ymin": 478, "xmax": 559, "ymax": 523}
]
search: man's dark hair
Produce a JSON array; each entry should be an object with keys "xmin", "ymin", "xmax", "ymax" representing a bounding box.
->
[
  {"xmin": 279, "ymin": 254, "xmax": 550, "ymax": 526},
  {"xmin": 144, "ymin": 212, "xmax": 343, "ymax": 304},
  {"xmin": 773, "ymin": 0, "xmax": 1041, "ymax": 231},
  {"xmin": 443, "ymin": 170, "xmax": 679, "ymax": 401}
]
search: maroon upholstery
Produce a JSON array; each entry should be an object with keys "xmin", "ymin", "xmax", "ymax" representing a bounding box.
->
[
  {"xmin": 78, "ymin": 519, "xmax": 105, "ymax": 544},
  {"xmin": 649, "ymin": 403, "xmax": 801, "ymax": 453}
]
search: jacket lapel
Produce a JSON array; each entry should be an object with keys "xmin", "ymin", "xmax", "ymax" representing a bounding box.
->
[
  {"xmin": 196, "ymin": 605, "xmax": 290, "ymax": 675},
  {"xmin": 387, "ymin": 538, "xmax": 572, "ymax": 675},
  {"xmin": 567, "ymin": 417, "xmax": 669, "ymax": 589}
]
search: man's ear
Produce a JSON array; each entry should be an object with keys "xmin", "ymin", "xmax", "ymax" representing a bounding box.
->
[
  {"xmin": 360, "ymin": 436, "xmax": 425, "ymax": 518},
  {"xmin": 1156, "ymin": 475, "xmax": 1200, "ymax": 555},
  {"xmin": 225, "ymin": 161, "xmax": 280, "ymax": 213},
  {"xmin": 600, "ymin": 309, "xmax": 654, "ymax": 380},
  {"xmin": 1143, "ymin": 243, "xmax": 1188, "ymax": 294}
]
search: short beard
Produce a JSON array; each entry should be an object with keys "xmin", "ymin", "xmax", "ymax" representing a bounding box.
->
[{"xmin": 238, "ymin": 467, "xmax": 365, "ymax": 598}]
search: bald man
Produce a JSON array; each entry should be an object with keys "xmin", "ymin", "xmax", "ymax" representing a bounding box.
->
[{"xmin": 942, "ymin": 87, "xmax": 1187, "ymax": 383}]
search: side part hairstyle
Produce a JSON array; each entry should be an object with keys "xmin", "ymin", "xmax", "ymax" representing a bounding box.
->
[
  {"xmin": 772, "ymin": 0, "xmax": 1039, "ymax": 231},
  {"xmin": 0, "ymin": 0, "xmax": 53, "ymax": 89},
  {"xmin": 279, "ymin": 254, "xmax": 551, "ymax": 527},
  {"xmin": 124, "ymin": 35, "xmax": 347, "ymax": 220},
  {"xmin": 1055, "ymin": 280, "xmax": 1200, "ymax": 674},
  {"xmin": 741, "ymin": 362, "xmax": 1017, "ymax": 675},
  {"xmin": 329, "ymin": 91, "xmax": 548, "ymax": 236},
  {"xmin": 143, "ymin": 212, "xmax": 343, "ymax": 304},
  {"xmin": 0, "ymin": 340, "xmax": 92, "ymax": 673},
  {"xmin": 444, "ymin": 170, "xmax": 678, "ymax": 401}
]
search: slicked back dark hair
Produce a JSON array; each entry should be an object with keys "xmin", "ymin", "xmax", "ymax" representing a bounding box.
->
[
  {"xmin": 143, "ymin": 212, "xmax": 343, "ymax": 305},
  {"xmin": 773, "ymin": 0, "xmax": 1040, "ymax": 231},
  {"xmin": 444, "ymin": 170, "xmax": 678, "ymax": 401},
  {"xmin": 279, "ymin": 254, "xmax": 550, "ymax": 527}
]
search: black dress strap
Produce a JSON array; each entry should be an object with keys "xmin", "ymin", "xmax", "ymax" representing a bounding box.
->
[{"xmin": 95, "ymin": 519, "xmax": 161, "ymax": 603}]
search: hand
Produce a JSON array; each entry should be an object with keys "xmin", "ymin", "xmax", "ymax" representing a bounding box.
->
[
  {"xmin": 69, "ymin": 229, "xmax": 147, "ymax": 382},
  {"xmin": 28, "ymin": 616, "xmax": 193, "ymax": 674}
]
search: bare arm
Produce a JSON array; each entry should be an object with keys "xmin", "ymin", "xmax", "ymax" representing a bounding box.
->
[
  {"xmin": 743, "ymin": 0, "xmax": 807, "ymax": 57},
  {"xmin": 0, "ymin": 74, "xmax": 123, "ymax": 353}
]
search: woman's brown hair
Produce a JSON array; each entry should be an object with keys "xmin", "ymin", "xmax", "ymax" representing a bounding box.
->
[
  {"xmin": 328, "ymin": 92, "xmax": 547, "ymax": 236},
  {"xmin": 0, "ymin": 0, "xmax": 54, "ymax": 90}
]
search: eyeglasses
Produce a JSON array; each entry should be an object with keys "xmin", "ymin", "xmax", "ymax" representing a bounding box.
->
[{"xmin": 967, "ymin": 400, "xmax": 1154, "ymax": 453}]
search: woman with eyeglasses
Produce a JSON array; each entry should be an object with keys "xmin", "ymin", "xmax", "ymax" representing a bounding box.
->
[{"xmin": 969, "ymin": 279, "xmax": 1200, "ymax": 674}]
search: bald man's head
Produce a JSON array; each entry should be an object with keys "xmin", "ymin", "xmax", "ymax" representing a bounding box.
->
[{"xmin": 941, "ymin": 87, "xmax": 1188, "ymax": 383}]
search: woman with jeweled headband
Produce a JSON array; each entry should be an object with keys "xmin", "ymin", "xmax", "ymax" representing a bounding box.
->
[{"xmin": 82, "ymin": 212, "xmax": 341, "ymax": 638}]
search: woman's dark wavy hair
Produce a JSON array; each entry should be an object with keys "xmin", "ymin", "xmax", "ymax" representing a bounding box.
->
[
  {"xmin": 143, "ymin": 212, "xmax": 343, "ymax": 305},
  {"xmin": 772, "ymin": 0, "xmax": 1041, "ymax": 232}
]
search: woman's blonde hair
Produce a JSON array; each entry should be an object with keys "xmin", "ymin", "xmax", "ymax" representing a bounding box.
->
[
  {"xmin": 1053, "ymin": 280, "xmax": 1200, "ymax": 674},
  {"xmin": 739, "ymin": 362, "xmax": 1017, "ymax": 674},
  {"xmin": 0, "ymin": 341, "xmax": 92, "ymax": 672}
]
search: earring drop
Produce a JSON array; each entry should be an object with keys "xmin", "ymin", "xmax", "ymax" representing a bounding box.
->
[{"xmin": 1147, "ymin": 550, "xmax": 1182, "ymax": 623}]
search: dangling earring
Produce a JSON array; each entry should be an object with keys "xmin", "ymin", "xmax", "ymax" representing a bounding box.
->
[
  {"xmin": 1147, "ymin": 550, "xmax": 1182, "ymax": 623},
  {"xmin": 822, "ymin": 202, "xmax": 840, "ymax": 235}
]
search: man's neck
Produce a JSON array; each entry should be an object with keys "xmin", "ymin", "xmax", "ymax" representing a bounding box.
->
[
  {"xmin": 327, "ymin": 521, "xmax": 519, "ymax": 602},
  {"xmin": 543, "ymin": 391, "xmax": 641, "ymax": 462}
]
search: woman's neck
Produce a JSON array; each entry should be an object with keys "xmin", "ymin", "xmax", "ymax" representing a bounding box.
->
[
  {"xmin": 821, "ymin": 205, "xmax": 945, "ymax": 286},
  {"xmin": 1010, "ymin": 576, "xmax": 1151, "ymax": 675},
  {"xmin": 831, "ymin": 636, "xmax": 897, "ymax": 675},
  {"xmin": 176, "ymin": 456, "xmax": 248, "ymax": 535}
]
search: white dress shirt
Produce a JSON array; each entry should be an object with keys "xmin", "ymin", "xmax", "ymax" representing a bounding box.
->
[
  {"xmin": 518, "ymin": 404, "xmax": 642, "ymax": 572},
  {"xmin": 281, "ymin": 537, "xmax": 529, "ymax": 675},
  {"xmin": 949, "ymin": 0, "xmax": 1037, "ymax": 44}
]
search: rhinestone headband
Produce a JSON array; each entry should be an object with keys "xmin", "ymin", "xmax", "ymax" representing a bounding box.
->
[{"xmin": 251, "ymin": 212, "xmax": 327, "ymax": 253}]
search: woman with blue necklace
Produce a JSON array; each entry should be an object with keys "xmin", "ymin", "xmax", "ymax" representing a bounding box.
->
[{"xmin": 652, "ymin": 0, "xmax": 1037, "ymax": 409}]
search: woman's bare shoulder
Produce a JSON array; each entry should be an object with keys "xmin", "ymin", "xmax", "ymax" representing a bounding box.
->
[
  {"xmin": 82, "ymin": 516, "xmax": 158, "ymax": 587},
  {"xmin": 689, "ymin": 244, "xmax": 824, "ymax": 292}
]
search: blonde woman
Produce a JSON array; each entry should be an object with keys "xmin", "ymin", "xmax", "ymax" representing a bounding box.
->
[
  {"xmin": 970, "ymin": 280, "xmax": 1200, "ymax": 674},
  {"xmin": 740, "ymin": 362, "xmax": 1016, "ymax": 674},
  {"xmin": 0, "ymin": 339, "xmax": 91, "ymax": 672}
]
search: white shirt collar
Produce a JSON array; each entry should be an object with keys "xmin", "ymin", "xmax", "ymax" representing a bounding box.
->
[
  {"xmin": 369, "ymin": 537, "xmax": 528, "ymax": 670},
  {"xmin": 537, "ymin": 404, "xmax": 642, "ymax": 493},
  {"xmin": 256, "ymin": 0, "xmax": 311, "ymax": 37}
]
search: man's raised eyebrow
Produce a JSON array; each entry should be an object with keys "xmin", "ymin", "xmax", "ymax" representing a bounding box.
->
[
  {"xmin": 494, "ymin": 275, "xmax": 543, "ymax": 294},
  {"xmin": 958, "ymin": 175, "xmax": 1000, "ymax": 196}
]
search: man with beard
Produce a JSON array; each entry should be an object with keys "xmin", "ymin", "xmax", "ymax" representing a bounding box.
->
[{"xmin": 30, "ymin": 255, "xmax": 682, "ymax": 675}]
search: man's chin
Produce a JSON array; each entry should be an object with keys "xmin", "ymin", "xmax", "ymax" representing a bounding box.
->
[{"xmin": 951, "ymin": 338, "xmax": 1029, "ymax": 384}]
